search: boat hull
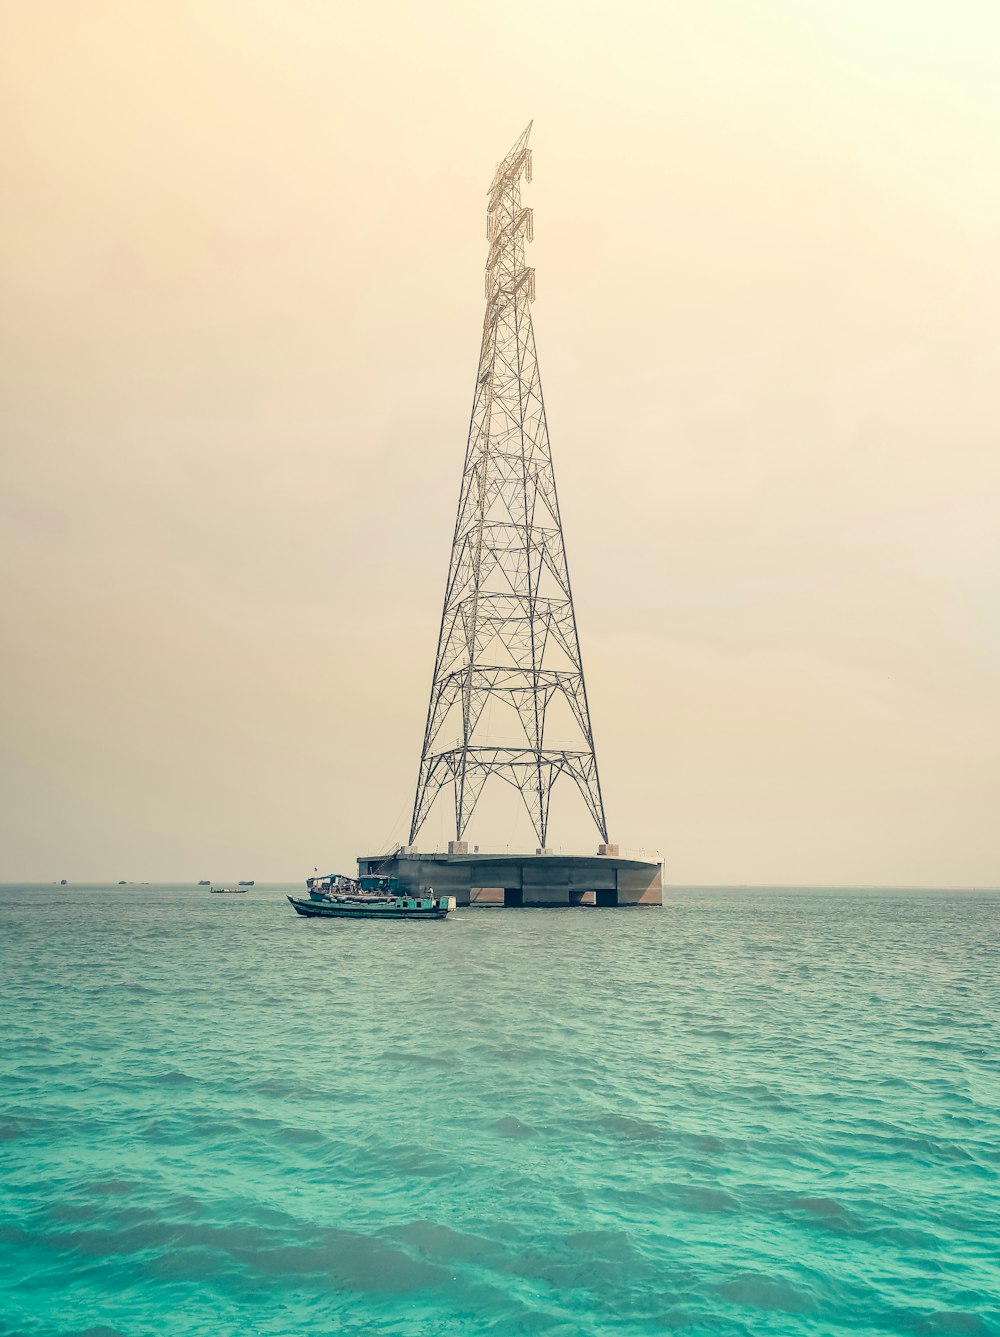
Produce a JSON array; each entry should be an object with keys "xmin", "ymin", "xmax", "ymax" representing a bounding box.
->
[{"xmin": 287, "ymin": 895, "xmax": 450, "ymax": 920}]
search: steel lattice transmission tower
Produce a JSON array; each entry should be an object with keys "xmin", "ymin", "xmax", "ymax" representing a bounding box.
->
[{"xmin": 410, "ymin": 124, "xmax": 608, "ymax": 852}]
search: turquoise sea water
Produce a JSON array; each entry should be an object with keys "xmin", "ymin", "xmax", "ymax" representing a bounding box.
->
[{"xmin": 1, "ymin": 884, "xmax": 998, "ymax": 1337}]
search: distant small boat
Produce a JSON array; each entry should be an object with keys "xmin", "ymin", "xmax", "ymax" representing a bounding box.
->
[
  {"xmin": 118, "ymin": 880, "xmax": 127, "ymax": 885},
  {"xmin": 288, "ymin": 872, "xmax": 454, "ymax": 921},
  {"xmin": 210, "ymin": 886, "xmax": 247, "ymax": 895},
  {"xmin": 197, "ymin": 880, "xmax": 210, "ymax": 886},
  {"xmin": 238, "ymin": 880, "xmax": 255, "ymax": 886}
]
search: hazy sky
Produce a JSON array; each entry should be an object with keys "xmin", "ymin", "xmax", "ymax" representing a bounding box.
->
[{"xmin": 2, "ymin": 0, "xmax": 998, "ymax": 884}]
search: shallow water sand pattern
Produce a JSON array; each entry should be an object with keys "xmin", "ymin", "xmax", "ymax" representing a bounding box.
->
[{"xmin": 1, "ymin": 886, "xmax": 998, "ymax": 1335}]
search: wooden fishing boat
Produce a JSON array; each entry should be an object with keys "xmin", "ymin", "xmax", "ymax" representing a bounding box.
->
[{"xmin": 288, "ymin": 872, "xmax": 454, "ymax": 921}]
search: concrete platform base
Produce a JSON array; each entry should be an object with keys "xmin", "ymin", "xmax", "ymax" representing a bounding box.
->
[{"xmin": 356, "ymin": 849, "xmax": 662, "ymax": 907}]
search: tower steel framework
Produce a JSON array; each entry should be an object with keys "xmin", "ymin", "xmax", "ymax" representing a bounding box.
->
[{"xmin": 409, "ymin": 125, "xmax": 608, "ymax": 850}]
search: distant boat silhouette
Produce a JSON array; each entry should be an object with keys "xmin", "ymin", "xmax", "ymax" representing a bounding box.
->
[{"xmin": 238, "ymin": 880, "xmax": 255, "ymax": 886}]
